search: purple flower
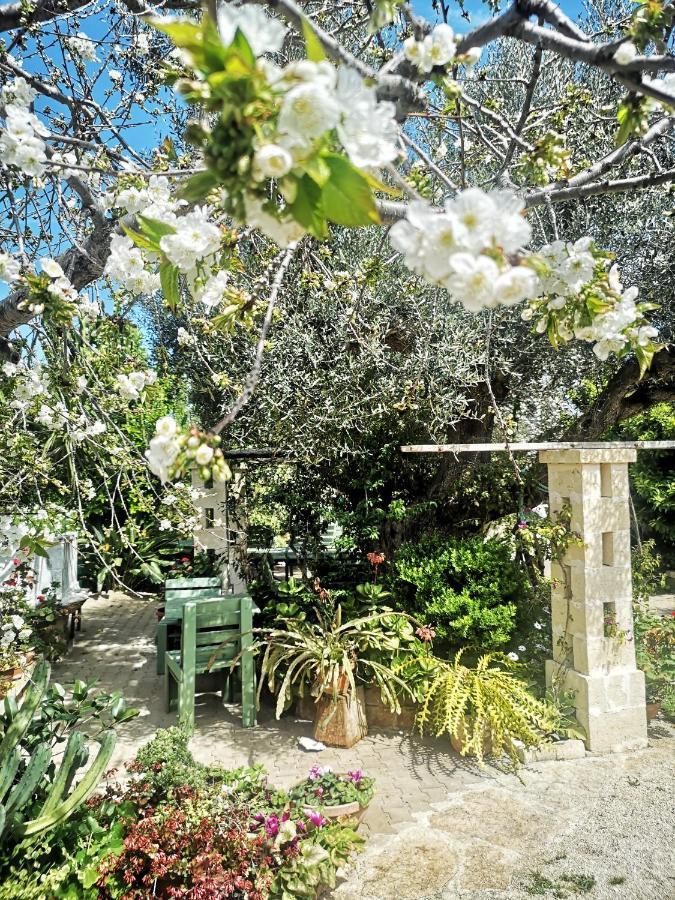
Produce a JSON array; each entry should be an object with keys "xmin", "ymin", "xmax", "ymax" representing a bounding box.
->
[
  {"xmin": 308, "ymin": 765, "xmax": 322, "ymax": 781},
  {"xmin": 305, "ymin": 809, "xmax": 327, "ymax": 828},
  {"xmin": 347, "ymin": 769, "xmax": 363, "ymax": 783},
  {"xmin": 264, "ymin": 814, "xmax": 280, "ymax": 837}
]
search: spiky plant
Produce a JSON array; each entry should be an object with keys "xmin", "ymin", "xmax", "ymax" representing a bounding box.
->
[{"xmin": 401, "ymin": 650, "xmax": 562, "ymax": 763}]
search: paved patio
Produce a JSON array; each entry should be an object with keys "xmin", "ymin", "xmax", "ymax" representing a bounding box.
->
[{"xmin": 52, "ymin": 592, "xmax": 675, "ymax": 899}]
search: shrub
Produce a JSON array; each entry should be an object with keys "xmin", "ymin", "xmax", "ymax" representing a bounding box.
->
[
  {"xmin": 390, "ymin": 533, "xmax": 530, "ymax": 651},
  {"xmin": 400, "ymin": 650, "xmax": 562, "ymax": 763}
]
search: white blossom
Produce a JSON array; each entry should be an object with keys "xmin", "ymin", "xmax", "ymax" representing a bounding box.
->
[
  {"xmin": 252, "ymin": 144, "xmax": 293, "ymax": 180},
  {"xmin": 104, "ymin": 234, "xmax": 160, "ymax": 295},
  {"xmin": 613, "ymin": 42, "xmax": 638, "ymax": 66},
  {"xmin": 0, "ymin": 104, "xmax": 48, "ymax": 178},
  {"xmin": 335, "ymin": 68, "xmax": 400, "ymax": 168},
  {"xmin": 244, "ymin": 196, "xmax": 306, "ymax": 247},
  {"xmin": 159, "ymin": 209, "xmax": 221, "ymax": 273},
  {"xmin": 66, "ymin": 32, "xmax": 99, "ymax": 63},
  {"xmin": 216, "ymin": 2, "xmax": 286, "ymax": 56},
  {"xmin": 1, "ymin": 77, "xmax": 36, "ymax": 108},
  {"xmin": 278, "ymin": 82, "xmax": 340, "ymax": 142},
  {"xmin": 0, "ymin": 252, "xmax": 20, "ymax": 283},
  {"xmin": 195, "ymin": 270, "xmax": 230, "ymax": 310}
]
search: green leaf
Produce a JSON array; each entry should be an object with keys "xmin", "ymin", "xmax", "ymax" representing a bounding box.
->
[
  {"xmin": 136, "ymin": 215, "xmax": 176, "ymax": 242},
  {"xmin": 321, "ymin": 155, "xmax": 381, "ymax": 227},
  {"xmin": 230, "ymin": 26, "xmax": 256, "ymax": 70},
  {"xmin": 121, "ymin": 224, "xmax": 160, "ymax": 253},
  {"xmin": 302, "ymin": 16, "xmax": 326, "ymax": 62},
  {"xmin": 288, "ymin": 175, "xmax": 329, "ymax": 239},
  {"xmin": 180, "ymin": 169, "xmax": 221, "ymax": 203},
  {"xmin": 159, "ymin": 262, "xmax": 181, "ymax": 310}
]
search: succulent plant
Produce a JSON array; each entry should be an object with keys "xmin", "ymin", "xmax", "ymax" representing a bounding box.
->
[{"xmin": 0, "ymin": 659, "xmax": 115, "ymax": 842}]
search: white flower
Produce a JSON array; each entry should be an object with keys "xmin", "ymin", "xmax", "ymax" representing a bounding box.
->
[
  {"xmin": 155, "ymin": 415, "xmax": 178, "ymax": 438},
  {"xmin": 104, "ymin": 234, "xmax": 160, "ymax": 295},
  {"xmin": 108, "ymin": 69, "xmax": 122, "ymax": 82},
  {"xmin": 162, "ymin": 493, "xmax": 177, "ymax": 506},
  {"xmin": 244, "ymin": 196, "xmax": 306, "ymax": 247},
  {"xmin": 66, "ymin": 32, "xmax": 99, "ymax": 63},
  {"xmin": 533, "ymin": 621, "xmax": 543, "ymax": 630},
  {"xmin": 0, "ymin": 253, "xmax": 21, "ymax": 284},
  {"xmin": 159, "ymin": 518, "xmax": 172, "ymax": 531},
  {"xmin": 335, "ymin": 67, "xmax": 399, "ymax": 168},
  {"xmin": 518, "ymin": 645, "xmax": 526, "ymax": 653},
  {"xmin": 428, "ymin": 24, "xmax": 456, "ymax": 68},
  {"xmin": 194, "ymin": 444, "xmax": 214, "ymax": 466},
  {"xmin": 217, "ymin": 2, "xmax": 286, "ymax": 56},
  {"xmin": 507, "ymin": 651, "xmax": 519, "ymax": 661},
  {"xmin": 494, "ymin": 266, "xmax": 540, "ymax": 307},
  {"xmin": 463, "ymin": 47, "xmax": 481, "ymax": 67},
  {"xmin": 40, "ymin": 258, "xmax": 65, "ymax": 278},
  {"xmin": 444, "ymin": 253, "xmax": 500, "ymax": 311},
  {"xmin": 18, "ymin": 628, "xmax": 32, "ymax": 641},
  {"xmin": 278, "ymin": 82, "xmax": 340, "ymax": 141},
  {"xmin": 1, "ymin": 77, "xmax": 36, "ymax": 108},
  {"xmin": 195, "ymin": 270, "xmax": 230, "ymax": 310},
  {"xmin": 2, "ymin": 362, "xmax": 18, "ymax": 377},
  {"xmin": 0, "ymin": 104, "xmax": 47, "ymax": 178},
  {"xmin": 613, "ymin": 41, "xmax": 638, "ymax": 66},
  {"xmin": 146, "ymin": 434, "xmax": 180, "ymax": 482},
  {"xmin": 11, "ymin": 615, "xmax": 24, "ymax": 629},
  {"xmin": 252, "ymin": 144, "xmax": 293, "ymax": 180},
  {"xmin": 176, "ymin": 327, "xmax": 195, "ymax": 346},
  {"xmin": 446, "ymin": 188, "xmax": 498, "ymax": 252},
  {"xmin": 159, "ymin": 210, "xmax": 221, "ymax": 273}
]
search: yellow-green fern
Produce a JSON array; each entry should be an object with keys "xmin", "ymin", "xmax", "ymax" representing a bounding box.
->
[{"xmin": 399, "ymin": 650, "xmax": 562, "ymax": 763}]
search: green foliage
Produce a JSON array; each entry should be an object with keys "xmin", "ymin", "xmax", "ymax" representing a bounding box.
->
[
  {"xmin": 615, "ymin": 404, "xmax": 675, "ymax": 553},
  {"xmin": 0, "ymin": 661, "xmax": 137, "ymax": 849},
  {"xmin": 634, "ymin": 606, "xmax": 675, "ymax": 708},
  {"xmin": 289, "ymin": 768, "xmax": 375, "ymax": 810},
  {"xmin": 259, "ymin": 602, "xmax": 416, "ymax": 718},
  {"xmin": 390, "ymin": 533, "xmax": 531, "ymax": 651},
  {"xmin": 400, "ymin": 650, "xmax": 562, "ymax": 763}
]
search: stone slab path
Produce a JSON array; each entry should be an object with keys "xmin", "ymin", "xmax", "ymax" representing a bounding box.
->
[{"xmin": 53, "ymin": 592, "xmax": 675, "ymax": 900}]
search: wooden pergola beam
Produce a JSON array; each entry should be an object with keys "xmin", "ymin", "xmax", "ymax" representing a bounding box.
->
[{"xmin": 401, "ymin": 441, "xmax": 675, "ymax": 453}]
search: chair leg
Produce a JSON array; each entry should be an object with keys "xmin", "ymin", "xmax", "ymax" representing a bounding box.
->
[
  {"xmin": 157, "ymin": 621, "xmax": 167, "ymax": 676},
  {"xmin": 164, "ymin": 668, "xmax": 176, "ymax": 713},
  {"xmin": 241, "ymin": 653, "xmax": 256, "ymax": 727},
  {"xmin": 179, "ymin": 669, "xmax": 196, "ymax": 730},
  {"xmin": 221, "ymin": 672, "xmax": 232, "ymax": 705}
]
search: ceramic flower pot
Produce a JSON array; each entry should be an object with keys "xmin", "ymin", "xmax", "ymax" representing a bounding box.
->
[
  {"xmin": 646, "ymin": 700, "xmax": 661, "ymax": 721},
  {"xmin": 313, "ymin": 686, "xmax": 368, "ymax": 748}
]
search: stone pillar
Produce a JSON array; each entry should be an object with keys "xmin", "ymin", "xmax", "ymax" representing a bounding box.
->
[{"xmin": 540, "ymin": 448, "xmax": 647, "ymax": 754}]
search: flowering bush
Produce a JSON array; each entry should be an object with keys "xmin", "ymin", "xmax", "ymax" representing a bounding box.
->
[
  {"xmin": 289, "ymin": 766, "xmax": 375, "ymax": 810},
  {"xmin": 91, "ymin": 729, "xmax": 364, "ymax": 899}
]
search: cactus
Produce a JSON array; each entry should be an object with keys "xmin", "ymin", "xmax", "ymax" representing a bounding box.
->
[{"xmin": 0, "ymin": 660, "xmax": 116, "ymax": 843}]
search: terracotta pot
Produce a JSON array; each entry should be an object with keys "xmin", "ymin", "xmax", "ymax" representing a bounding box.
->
[
  {"xmin": 313, "ymin": 687, "xmax": 368, "ymax": 748},
  {"xmin": 646, "ymin": 701, "xmax": 661, "ymax": 722},
  {"xmin": 0, "ymin": 666, "xmax": 22, "ymax": 680},
  {"xmin": 450, "ymin": 719, "xmax": 494, "ymax": 757}
]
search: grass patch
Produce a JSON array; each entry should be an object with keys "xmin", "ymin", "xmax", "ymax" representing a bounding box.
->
[{"xmin": 525, "ymin": 871, "xmax": 597, "ymax": 897}]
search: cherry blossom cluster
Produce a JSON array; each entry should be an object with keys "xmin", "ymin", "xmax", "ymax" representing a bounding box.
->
[
  {"xmin": 389, "ymin": 189, "xmax": 539, "ymax": 312},
  {"xmin": 522, "ymin": 240, "xmax": 659, "ymax": 366},
  {"xmin": 403, "ymin": 23, "xmax": 480, "ymax": 73},
  {"xmin": 104, "ymin": 177, "xmax": 233, "ymax": 307},
  {"xmin": 0, "ymin": 77, "xmax": 48, "ymax": 179},
  {"xmin": 2, "ymin": 360, "xmax": 108, "ymax": 439},
  {"xmin": 115, "ymin": 370, "xmax": 157, "ymax": 400},
  {"xmin": 146, "ymin": 416, "xmax": 231, "ymax": 484},
  {"xmin": 154, "ymin": 3, "xmax": 401, "ymax": 246},
  {"xmin": 18, "ymin": 258, "xmax": 79, "ymax": 322}
]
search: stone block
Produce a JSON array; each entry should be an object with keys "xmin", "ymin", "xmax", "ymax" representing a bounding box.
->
[
  {"xmin": 515, "ymin": 739, "xmax": 586, "ymax": 764},
  {"xmin": 582, "ymin": 499, "xmax": 630, "ymax": 535},
  {"xmin": 539, "ymin": 449, "xmax": 637, "ymax": 465},
  {"xmin": 584, "ymin": 708, "xmax": 647, "ymax": 753}
]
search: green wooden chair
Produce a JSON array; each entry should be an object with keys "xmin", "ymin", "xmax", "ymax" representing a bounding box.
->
[
  {"xmin": 164, "ymin": 595, "xmax": 256, "ymax": 729},
  {"xmin": 156, "ymin": 577, "xmax": 222, "ymax": 675}
]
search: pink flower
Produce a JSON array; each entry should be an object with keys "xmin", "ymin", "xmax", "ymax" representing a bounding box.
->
[
  {"xmin": 347, "ymin": 769, "xmax": 363, "ymax": 783},
  {"xmin": 305, "ymin": 809, "xmax": 327, "ymax": 828},
  {"xmin": 415, "ymin": 624, "xmax": 436, "ymax": 643}
]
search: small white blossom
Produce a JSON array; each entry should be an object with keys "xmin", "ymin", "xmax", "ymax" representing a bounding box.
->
[{"xmin": 613, "ymin": 41, "xmax": 638, "ymax": 66}]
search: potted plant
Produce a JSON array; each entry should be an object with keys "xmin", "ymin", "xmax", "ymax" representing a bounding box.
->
[
  {"xmin": 289, "ymin": 766, "xmax": 375, "ymax": 822},
  {"xmin": 259, "ymin": 600, "xmax": 415, "ymax": 748},
  {"xmin": 399, "ymin": 649, "xmax": 563, "ymax": 763}
]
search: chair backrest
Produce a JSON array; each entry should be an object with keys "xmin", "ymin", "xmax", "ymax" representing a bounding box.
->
[
  {"xmin": 181, "ymin": 595, "xmax": 253, "ymax": 674},
  {"xmin": 164, "ymin": 577, "xmax": 222, "ymax": 619}
]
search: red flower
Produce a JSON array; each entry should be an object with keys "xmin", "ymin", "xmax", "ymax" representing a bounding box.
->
[{"xmin": 367, "ymin": 551, "xmax": 385, "ymax": 567}]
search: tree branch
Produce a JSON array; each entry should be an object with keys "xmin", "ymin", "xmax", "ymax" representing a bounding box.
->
[{"xmin": 565, "ymin": 346, "xmax": 675, "ymax": 439}]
